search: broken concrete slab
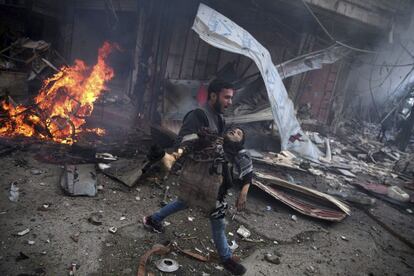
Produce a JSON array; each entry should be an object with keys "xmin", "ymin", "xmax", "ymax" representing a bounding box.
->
[
  {"xmin": 60, "ymin": 164, "xmax": 97, "ymax": 197},
  {"xmin": 102, "ymin": 158, "xmax": 148, "ymax": 187}
]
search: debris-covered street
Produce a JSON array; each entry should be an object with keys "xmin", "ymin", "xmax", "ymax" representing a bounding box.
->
[{"xmin": 1, "ymin": 1, "xmax": 414, "ymax": 275}]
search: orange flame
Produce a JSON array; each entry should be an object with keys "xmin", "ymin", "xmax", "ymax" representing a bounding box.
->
[{"xmin": 0, "ymin": 42, "xmax": 116, "ymax": 144}]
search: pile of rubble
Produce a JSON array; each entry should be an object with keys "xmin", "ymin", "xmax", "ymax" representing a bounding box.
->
[{"xmin": 250, "ymin": 118, "xmax": 413, "ymax": 212}]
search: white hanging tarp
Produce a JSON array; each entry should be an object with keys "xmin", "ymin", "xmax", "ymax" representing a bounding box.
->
[{"xmin": 192, "ymin": 4, "xmax": 322, "ymax": 160}]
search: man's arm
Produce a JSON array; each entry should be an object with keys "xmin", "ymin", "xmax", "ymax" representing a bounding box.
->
[
  {"xmin": 161, "ymin": 109, "xmax": 209, "ymax": 172},
  {"xmin": 177, "ymin": 109, "xmax": 209, "ymax": 144},
  {"xmin": 236, "ymin": 172, "xmax": 252, "ymax": 211}
]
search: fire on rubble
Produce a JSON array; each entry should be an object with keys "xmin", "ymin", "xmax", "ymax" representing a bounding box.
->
[{"xmin": 0, "ymin": 41, "xmax": 117, "ymax": 144}]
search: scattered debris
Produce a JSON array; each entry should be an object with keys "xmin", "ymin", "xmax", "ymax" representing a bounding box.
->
[
  {"xmin": 291, "ymin": 215, "xmax": 298, "ymax": 222},
  {"xmin": 8, "ymin": 182, "xmax": 19, "ymax": 202},
  {"xmin": 108, "ymin": 227, "xmax": 118, "ymax": 234},
  {"xmin": 155, "ymin": 258, "xmax": 179, "ymax": 273},
  {"xmin": 340, "ymin": 235, "xmax": 348, "ymax": 241},
  {"xmin": 236, "ymin": 225, "xmax": 251, "ymax": 238},
  {"xmin": 102, "ymin": 158, "xmax": 148, "ymax": 187},
  {"xmin": 188, "ymin": 216, "xmax": 195, "ymax": 222},
  {"xmin": 352, "ymin": 182, "xmax": 411, "ymax": 208},
  {"xmin": 327, "ymin": 188, "xmax": 376, "ymax": 206},
  {"xmin": 95, "ymin": 152, "xmax": 117, "ymax": 161},
  {"xmin": 88, "ymin": 213, "xmax": 103, "ymax": 226},
  {"xmin": 60, "ymin": 164, "xmax": 97, "ymax": 197},
  {"xmin": 308, "ymin": 168, "xmax": 324, "ymax": 176},
  {"xmin": 242, "ymin": 237, "xmax": 265, "ymax": 243},
  {"xmin": 17, "ymin": 228, "xmax": 30, "ymax": 236},
  {"xmin": 137, "ymin": 242, "xmax": 208, "ymax": 275},
  {"xmin": 37, "ymin": 203, "xmax": 51, "ymax": 211},
  {"xmin": 337, "ymin": 169, "xmax": 356, "ymax": 178},
  {"xmin": 70, "ymin": 232, "xmax": 80, "ymax": 243},
  {"xmin": 68, "ymin": 262, "xmax": 78, "ymax": 276},
  {"xmin": 253, "ymin": 151, "xmax": 305, "ymax": 171},
  {"xmin": 214, "ymin": 265, "xmax": 224, "ymax": 271},
  {"xmin": 27, "ymin": 240, "xmax": 35, "ymax": 245},
  {"xmin": 387, "ymin": 186, "xmax": 410, "ymax": 202},
  {"xmin": 253, "ymin": 172, "xmax": 350, "ymax": 221},
  {"xmin": 229, "ymin": 240, "xmax": 239, "ymax": 251},
  {"xmin": 98, "ymin": 163, "xmax": 111, "ymax": 170},
  {"xmin": 308, "ymin": 132, "xmax": 325, "ymax": 144},
  {"xmin": 30, "ymin": 169, "xmax": 42, "ymax": 175},
  {"xmin": 306, "ymin": 265, "xmax": 316, "ymax": 273},
  {"xmin": 172, "ymin": 242, "xmax": 209, "ymax": 262},
  {"xmin": 138, "ymin": 244, "xmax": 171, "ymax": 276},
  {"xmin": 286, "ymin": 174, "xmax": 297, "ymax": 184},
  {"xmin": 264, "ymin": 253, "xmax": 281, "ymax": 265}
]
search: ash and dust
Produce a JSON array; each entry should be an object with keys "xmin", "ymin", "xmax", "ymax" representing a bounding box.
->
[{"xmin": 0, "ymin": 1, "xmax": 414, "ymax": 276}]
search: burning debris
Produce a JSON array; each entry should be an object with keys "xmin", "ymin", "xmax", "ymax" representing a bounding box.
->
[
  {"xmin": 0, "ymin": 42, "xmax": 117, "ymax": 144},
  {"xmin": 0, "ymin": 1, "xmax": 413, "ymax": 276}
]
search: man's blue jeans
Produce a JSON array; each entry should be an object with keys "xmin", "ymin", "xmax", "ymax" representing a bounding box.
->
[{"xmin": 151, "ymin": 199, "xmax": 232, "ymax": 261}]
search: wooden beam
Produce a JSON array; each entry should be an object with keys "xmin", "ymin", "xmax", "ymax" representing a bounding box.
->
[
  {"xmin": 304, "ymin": 0, "xmax": 391, "ymax": 30},
  {"xmin": 74, "ymin": 0, "xmax": 137, "ymax": 12}
]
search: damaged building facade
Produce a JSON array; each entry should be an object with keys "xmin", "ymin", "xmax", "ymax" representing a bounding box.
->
[{"xmin": 1, "ymin": 0, "xmax": 414, "ymax": 275}]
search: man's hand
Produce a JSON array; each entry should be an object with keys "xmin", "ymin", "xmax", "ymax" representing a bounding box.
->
[
  {"xmin": 160, "ymin": 148, "xmax": 183, "ymax": 172},
  {"xmin": 235, "ymin": 184, "xmax": 250, "ymax": 211}
]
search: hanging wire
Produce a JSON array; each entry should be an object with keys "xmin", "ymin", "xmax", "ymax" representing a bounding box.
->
[
  {"xmin": 299, "ymin": 0, "xmax": 414, "ymax": 123},
  {"xmin": 385, "ymin": 66, "xmax": 414, "ymax": 101},
  {"xmin": 399, "ymin": 39, "xmax": 414, "ymax": 58},
  {"xmin": 368, "ymin": 55, "xmax": 381, "ymax": 120},
  {"xmin": 300, "ymin": 0, "xmax": 381, "ymax": 54},
  {"xmin": 346, "ymin": 59, "xmax": 414, "ymax": 68}
]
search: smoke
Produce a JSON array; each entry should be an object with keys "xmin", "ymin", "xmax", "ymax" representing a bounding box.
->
[{"xmin": 344, "ymin": 12, "xmax": 414, "ymax": 122}]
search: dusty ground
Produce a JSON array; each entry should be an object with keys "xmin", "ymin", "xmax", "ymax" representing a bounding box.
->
[{"xmin": 0, "ymin": 148, "xmax": 413, "ymax": 276}]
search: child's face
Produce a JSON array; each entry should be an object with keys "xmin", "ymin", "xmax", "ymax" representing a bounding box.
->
[{"xmin": 225, "ymin": 128, "xmax": 244, "ymax": 143}]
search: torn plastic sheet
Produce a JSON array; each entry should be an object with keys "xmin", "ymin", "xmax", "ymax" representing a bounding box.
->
[{"xmin": 192, "ymin": 4, "xmax": 322, "ymax": 160}]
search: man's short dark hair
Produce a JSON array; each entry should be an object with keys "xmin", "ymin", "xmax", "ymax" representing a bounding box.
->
[{"xmin": 207, "ymin": 79, "xmax": 234, "ymax": 99}]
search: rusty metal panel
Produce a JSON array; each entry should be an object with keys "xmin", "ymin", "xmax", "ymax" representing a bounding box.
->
[{"xmin": 296, "ymin": 63, "xmax": 339, "ymax": 123}]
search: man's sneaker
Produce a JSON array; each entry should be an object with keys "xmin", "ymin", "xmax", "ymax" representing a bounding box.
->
[
  {"xmin": 142, "ymin": 216, "xmax": 164, "ymax": 233},
  {"xmin": 222, "ymin": 256, "xmax": 246, "ymax": 275}
]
